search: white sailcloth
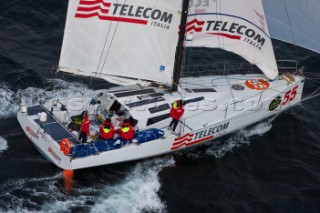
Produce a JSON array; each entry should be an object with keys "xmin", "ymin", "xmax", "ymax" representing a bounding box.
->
[
  {"xmin": 263, "ymin": 0, "xmax": 320, "ymax": 54},
  {"xmin": 186, "ymin": 0, "xmax": 278, "ymax": 80},
  {"xmin": 59, "ymin": 0, "xmax": 182, "ymax": 85}
]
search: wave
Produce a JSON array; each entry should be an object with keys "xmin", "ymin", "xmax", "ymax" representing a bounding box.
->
[
  {"xmin": 0, "ymin": 136, "xmax": 8, "ymax": 153},
  {"xmin": 180, "ymin": 115, "xmax": 277, "ymax": 160},
  {"xmin": 0, "ymin": 85, "xmax": 17, "ymax": 118},
  {"xmin": 0, "ymin": 172, "xmax": 99, "ymax": 213},
  {"xmin": 0, "ymin": 173, "xmax": 62, "ymax": 212},
  {"xmin": 0, "ymin": 79, "xmax": 91, "ymax": 119},
  {"xmin": 0, "ymin": 156, "xmax": 175, "ymax": 213},
  {"xmin": 90, "ymin": 156, "xmax": 174, "ymax": 213},
  {"xmin": 205, "ymin": 116, "xmax": 274, "ymax": 158}
]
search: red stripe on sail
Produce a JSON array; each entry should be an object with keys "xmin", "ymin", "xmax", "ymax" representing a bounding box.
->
[
  {"xmin": 75, "ymin": 13, "xmax": 148, "ymax": 25},
  {"xmin": 79, "ymin": 0, "xmax": 111, "ymax": 7},
  {"xmin": 179, "ymin": 19, "xmax": 204, "ymax": 34},
  {"xmin": 186, "ymin": 19, "xmax": 205, "ymax": 27},
  {"xmin": 77, "ymin": 6, "xmax": 109, "ymax": 14},
  {"xmin": 207, "ymin": 33, "xmax": 241, "ymax": 40},
  {"xmin": 185, "ymin": 25, "xmax": 203, "ymax": 33}
]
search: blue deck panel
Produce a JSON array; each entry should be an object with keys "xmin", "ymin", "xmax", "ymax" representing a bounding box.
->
[
  {"xmin": 44, "ymin": 122, "xmax": 75, "ymax": 141},
  {"xmin": 27, "ymin": 105, "xmax": 43, "ymax": 116},
  {"xmin": 31, "ymin": 105, "xmax": 80, "ymax": 145}
]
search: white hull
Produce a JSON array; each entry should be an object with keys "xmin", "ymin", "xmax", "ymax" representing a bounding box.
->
[{"xmin": 17, "ymin": 74, "xmax": 305, "ymax": 170}]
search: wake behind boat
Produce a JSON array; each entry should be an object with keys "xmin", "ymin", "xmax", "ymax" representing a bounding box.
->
[{"xmin": 17, "ymin": 0, "xmax": 311, "ymax": 170}]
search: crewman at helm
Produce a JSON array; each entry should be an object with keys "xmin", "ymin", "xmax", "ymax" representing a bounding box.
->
[
  {"xmin": 168, "ymin": 100, "xmax": 185, "ymax": 134},
  {"xmin": 116, "ymin": 119, "xmax": 135, "ymax": 141},
  {"xmin": 79, "ymin": 112, "xmax": 90, "ymax": 143},
  {"xmin": 99, "ymin": 118, "xmax": 115, "ymax": 140}
]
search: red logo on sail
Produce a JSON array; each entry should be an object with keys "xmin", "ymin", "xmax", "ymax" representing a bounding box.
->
[
  {"xmin": 74, "ymin": 0, "xmax": 174, "ymax": 28},
  {"xmin": 75, "ymin": 0, "xmax": 111, "ymax": 18},
  {"xmin": 75, "ymin": 0, "xmax": 148, "ymax": 25},
  {"xmin": 185, "ymin": 19, "xmax": 205, "ymax": 33}
]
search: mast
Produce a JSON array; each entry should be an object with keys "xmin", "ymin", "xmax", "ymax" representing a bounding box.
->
[{"xmin": 172, "ymin": 0, "xmax": 190, "ymax": 91}]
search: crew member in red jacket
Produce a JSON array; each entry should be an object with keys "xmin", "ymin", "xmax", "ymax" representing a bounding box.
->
[
  {"xmin": 79, "ymin": 113, "xmax": 90, "ymax": 143},
  {"xmin": 99, "ymin": 118, "xmax": 115, "ymax": 140},
  {"xmin": 169, "ymin": 100, "xmax": 185, "ymax": 134},
  {"xmin": 116, "ymin": 119, "xmax": 135, "ymax": 141}
]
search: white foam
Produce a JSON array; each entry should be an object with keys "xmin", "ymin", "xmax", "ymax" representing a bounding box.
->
[
  {"xmin": 0, "ymin": 85, "xmax": 17, "ymax": 118},
  {"xmin": 205, "ymin": 116, "xmax": 276, "ymax": 158},
  {"xmin": 0, "ymin": 136, "xmax": 8, "ymax": 153},
  {"xmin": 16, "ymin": 79, "xmax": 91, "ymax": 106},
  {"xmin": 180, "ymin": 116, "xmax": 277, "ymax": 160},
  {"xmin": 91, "ymin": 156, "xmax": 175, "ymax": 213},
  {"xmin": 40, "ymin": 157, "xmax": 175, "ymax": 213},
  {"xmin": 0, "ymin": 172, "xmax": 101, "ymax": 213},
  {"xmin": 0, "ymin": 80, "xmax": 176, "ymax": 212},
  {"xmin": 0, "ymin": 173, "xmax": 63, "ymax": 213},
  {"xmin": 0, "ymin": 156, "xmax": 175, "ymax": 212},
  {"xmin": 0, "ymin": 79, "xmax": 91, "ymax": 119}
]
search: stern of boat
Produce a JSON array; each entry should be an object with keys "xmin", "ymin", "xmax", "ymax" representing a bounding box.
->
[{"xmin": 17, "ymin": 105, "xmax": 74, "ymax": 170}]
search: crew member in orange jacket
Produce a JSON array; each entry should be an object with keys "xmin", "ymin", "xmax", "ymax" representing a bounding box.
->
[
  {"xmin": 99, "ymin": 118, "xmax": 115, "ymax": 140},
  {"xmin": 169, "ymin": 100, "xmax": 185, "ymax": 134},
  {"xmin": 116, "ymin": 119, "xmax": 135, "ymax": 141},
  {"xmin": 79, "ymin": 113, "xmax": 90, "ymax": 143}
]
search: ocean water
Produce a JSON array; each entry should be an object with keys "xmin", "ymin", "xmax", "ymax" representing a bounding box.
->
[{"xmin": 1, "ymin": 1, "xmax": 320, "ymax": 212}]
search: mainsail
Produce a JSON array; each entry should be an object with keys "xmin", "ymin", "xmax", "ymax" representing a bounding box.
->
[
  {"xmin": 59, "ymin": 0, "xmax": 182, "ymax": 85},
  {"xmin": 185, "ymin": 0, "xmax": 278, "ymax": 80},
  {"xmin": 263, "ymin": 0, "xmax": 320, "ymax": 54}
]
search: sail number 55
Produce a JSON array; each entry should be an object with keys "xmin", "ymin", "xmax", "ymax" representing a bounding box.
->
[{"xmin": 282, "ymin": 85, "xmax": 298, "ymax": 105}]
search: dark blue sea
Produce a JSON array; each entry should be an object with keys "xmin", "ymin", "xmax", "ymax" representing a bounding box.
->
[{"xmin": 1, "ymin": 1, "xmax": 320, "ymax": 212}]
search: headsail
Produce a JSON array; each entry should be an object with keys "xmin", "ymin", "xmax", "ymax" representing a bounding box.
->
[
  {"xmin": 263, "ymin": 0, "xmax": 320, "ymax": 54},
  {"xmin": 185, "ymin": 0, "xmax": 278, "ymax": 80},
  {"xmin": 58, "ymin": 0, "xmax": 182, "ymax": 85}
]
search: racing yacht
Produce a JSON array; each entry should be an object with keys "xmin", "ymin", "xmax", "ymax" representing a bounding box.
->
[{"xmin": 17, "ymin": 0, "xmax": 309, "ymax": 170}]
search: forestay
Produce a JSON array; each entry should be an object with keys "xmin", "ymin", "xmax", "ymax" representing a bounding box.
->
[
  {"xmin": 263, "ymin": 0, "xmax": 320, "ymax": 54},
  {"xmin": 59, "ymin": 0, "xmax": 182, "ymax": 85},
  {"xmin": 185, "ymin": 0, "xmax": 278, "ymax": 80}
]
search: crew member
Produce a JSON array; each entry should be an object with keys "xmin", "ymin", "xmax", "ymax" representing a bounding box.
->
[
  {"xmin": 116, "ymin": 119, "xmax": 135, "ymax": 141},
  {"xmin": 99, "ymin": 118, "xmax": 115, "ymax": 140},
  {"xmin": 79, "ymin": 112, "xmax": 90, "ymax": 143},
  {"xmin": 169, "ymin": 100, "xmax": 185, "ymax": 134}
]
